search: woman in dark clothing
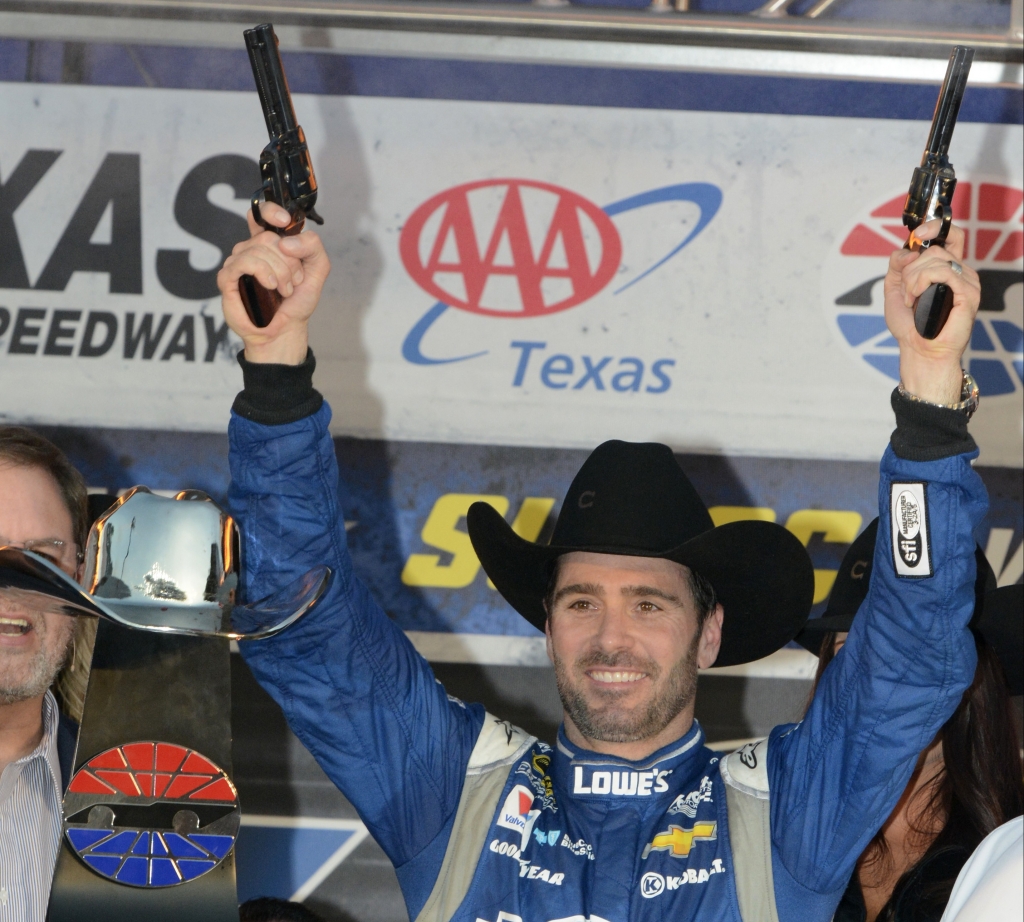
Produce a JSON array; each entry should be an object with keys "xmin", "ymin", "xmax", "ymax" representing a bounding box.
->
[{"xmin": 798, "ymin": 522, "xmax": 1023, "ymax": 922}]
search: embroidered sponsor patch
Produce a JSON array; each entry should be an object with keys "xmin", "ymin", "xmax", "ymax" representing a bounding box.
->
[
  {"xmin": 890, "ymin": 482, "xmax": 932, "ymax": 578},
  {"xmin": 667, "ymin": 776, "xmax": 713, "ymax": 817},
  {"xmin": 641, "ymin": 822, "xmax": 718, "ymax": 859},
  {"xmin": 639, "ymin": 860, "xmax": 727, "ymax": 897},
  {"xmin": 572, "ymin": 766, "xmax": 671, "ymax": 796},
  {"xmin": 496, "ymin": 784, "xmax": 541, "ymax": 849}
]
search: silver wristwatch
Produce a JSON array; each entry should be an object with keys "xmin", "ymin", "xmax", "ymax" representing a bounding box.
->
[{"xmin": 897, "ymin": 371, "xmax": 980, "ymax": 420}]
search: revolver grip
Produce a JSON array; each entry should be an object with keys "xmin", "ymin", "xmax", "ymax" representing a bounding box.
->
[
  {"xmin": 914, "ymin": 282, "xmax": 955, "ymax": 340},
  {"xmin": 238, "ymin": 218, "xmax": 304, "ymax": 328},
  {"xmin": 239, "ymin": 275, "xmax": 283, "ymax": 328},
  {"xmin": 907, "ymin": 203, "xmax": 955, "ymax": 340}
]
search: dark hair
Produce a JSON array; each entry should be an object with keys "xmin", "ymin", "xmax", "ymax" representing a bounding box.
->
[
  {"xmin": 0, "ymin": 426, "xmax": 89, "ymax": 549},
  {"xmin": 812, "ymin": 630, "xmax": 1024, "ymax": 919},
  {"xmin": 543, "ymin": 556, "xmax": 718, "ymax": 627},
  {"xmin": 239, "ymin": 898, "xmax": 327, "ymax": 922}
]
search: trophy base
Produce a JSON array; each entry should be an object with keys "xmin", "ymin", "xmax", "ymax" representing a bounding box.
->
[{"xmin": 47, "ymin": 619, "xmax": 240, "ymax": 922}]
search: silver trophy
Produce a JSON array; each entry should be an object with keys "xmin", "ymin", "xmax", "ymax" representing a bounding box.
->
[{"xmin": 0, "ymin": 486, "xmax": 329, "ymax": 639}]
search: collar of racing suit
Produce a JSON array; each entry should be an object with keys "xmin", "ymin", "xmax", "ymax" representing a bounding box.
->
[{"xmin": 550, "ymin": 720, "xmax": 711, "ymax": 807}]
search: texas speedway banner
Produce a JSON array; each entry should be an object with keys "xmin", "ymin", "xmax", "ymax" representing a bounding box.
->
[
  {"xmin": 1, "ymin": 48, "xmax": 1022, "ymax": 669},
  {"xmin": 0, "ymin": 69, "xmax": 1021, "ymax": 466}
]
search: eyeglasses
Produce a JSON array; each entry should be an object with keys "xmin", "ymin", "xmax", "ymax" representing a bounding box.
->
[{"xmin": 0, "ymin": 538, "xmax": 83, "ymax": 574}]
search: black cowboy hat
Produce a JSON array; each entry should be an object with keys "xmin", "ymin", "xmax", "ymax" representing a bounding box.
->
[
  {"xmin": 796, "ymin": 518, "xmax": 1021, "ymax": 695},
  {"xmin": 466, "ymin": 440, "xmax": 814, "ymax": 668}
]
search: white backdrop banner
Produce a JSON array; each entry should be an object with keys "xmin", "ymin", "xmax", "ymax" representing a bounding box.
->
[{"xmin": 1, "ymin": 83, "xmax": 1021, "ymax": 465}]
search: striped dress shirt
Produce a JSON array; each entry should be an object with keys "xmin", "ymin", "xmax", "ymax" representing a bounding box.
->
[{"xmin": 0, "ymin": 691, "xmax": 64, "ymax": 922}]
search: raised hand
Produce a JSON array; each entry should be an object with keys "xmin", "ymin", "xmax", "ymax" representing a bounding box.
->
[
  {"xmin": 217, "ymin": 202, "xmax": 331, "ymax": 365},
  {"xmin": 883, "ymin": 218, "xmax": 981, "ymax": 405}
]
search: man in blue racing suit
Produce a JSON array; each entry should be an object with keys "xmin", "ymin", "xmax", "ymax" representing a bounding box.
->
[{"xmin": 216, "ymin": 202, "xmax": 985, "ymax": 922}]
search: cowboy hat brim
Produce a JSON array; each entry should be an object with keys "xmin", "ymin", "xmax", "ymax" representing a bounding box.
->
[
  {"xmin": 794, "ymin": 613, "xmax": 852, "ymax": 656},
  {"xmin": 796, "ymin": 545, "xmax": 1001, "ymax": 659},
  {"xmin": 975, "ymin": 583, "xmax": 1022, "ymax": 696},
  {"xmin": 0, "ymin": 547, "xmax": 330, "ymax": 641},
  {"xmin": 797, "ymin": 585, "xmax": 1022, "ymax": 694},
  {"xmin": 467, "ymin": 504, "xmax": 813, "ymax": 667}
]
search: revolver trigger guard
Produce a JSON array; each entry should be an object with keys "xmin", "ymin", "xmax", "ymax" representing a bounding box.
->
[
  {"xmin": 251, "ymin": 191, "xmax": 272, "ymax": 232},
  {"xmin": 937, "ymin": 206, "xmax": 953, "ymax": 246}
]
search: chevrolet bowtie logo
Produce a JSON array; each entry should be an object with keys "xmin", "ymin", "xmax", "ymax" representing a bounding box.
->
[{"xmin": 642, "ymin": 822, "xmax": 718, "ymax": 859}]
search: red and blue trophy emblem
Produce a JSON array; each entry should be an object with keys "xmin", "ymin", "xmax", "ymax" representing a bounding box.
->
[{"xmin": 64, "ymin": 741, "xmax": 240, "ymax": 888}]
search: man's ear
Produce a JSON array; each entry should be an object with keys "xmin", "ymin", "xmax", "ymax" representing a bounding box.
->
[
  {"xmin": 696, "ymin": 603, "xmax": 724, "ymax": 670},
  {"xmin": 544, "ymin": 614, "xmax": 555, "ymax": 666}
]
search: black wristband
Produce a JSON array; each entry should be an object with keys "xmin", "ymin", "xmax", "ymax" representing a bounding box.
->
[
  {"xmin": 232, "ymin": 348, "xmax": 324, "ymax": 426},
  {"xmin": 890, "ymin": 387, "xmax": 976, "ymax": 461}
]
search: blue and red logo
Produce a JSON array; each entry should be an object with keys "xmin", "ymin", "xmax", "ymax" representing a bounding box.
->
[
  {"xmin": 398, "ymin": 178, "xmax": 722, "ymax": 365},
  {"xmin": 824, "ymin": 182, "xmax": 1023, "ymax": 397},
  {"xmin": 64, "ymin": 741, "xmax": 238, "ymax": 888}
]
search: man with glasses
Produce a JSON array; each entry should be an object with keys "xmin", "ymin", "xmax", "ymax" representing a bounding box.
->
[{"xmin": 0, "ymin": 427, "xmax": 88, "ymax": 922}]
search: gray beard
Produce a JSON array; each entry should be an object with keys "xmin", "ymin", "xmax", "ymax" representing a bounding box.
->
[
  {"xmin": 0, "ymin": 622, "xmax": 74, "ymax": 705},
  {"xmin": 553, "ymin": 633, "xmax": 701, "ymax": 744}
]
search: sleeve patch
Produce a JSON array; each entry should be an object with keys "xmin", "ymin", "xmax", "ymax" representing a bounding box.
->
[
  {"xmin": 467, "ymin": 713, "xmax": 536, "ymax": 774},
  {"xmin": 890, "ymin": 482, "xmax": 933, "ymax": 578},
  {"xmin": 720, "ymin": 737, "xmax": 769, "ymax": 799}
]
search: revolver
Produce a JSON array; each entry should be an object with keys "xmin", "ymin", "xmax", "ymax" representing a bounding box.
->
[
  {"xmin": 902, "ymin": 45, "xmax": 973, "ymax": 339},
  {"xmin": 239, "ymin": 23, "xmax": 324, "ymax": 328}
]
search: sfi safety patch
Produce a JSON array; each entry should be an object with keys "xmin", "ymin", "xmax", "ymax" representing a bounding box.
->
[{"xmin": 890, "ymin": 483, "xmax": 932, "ymax": 578}]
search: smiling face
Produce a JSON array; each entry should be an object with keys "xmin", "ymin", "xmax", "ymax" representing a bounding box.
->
[
  {"xmin": 0, "ymin": 463, "xmax": 78, "ymax": 705},
  {"xmin": 546, "ymin": 551, "xmax": 723, "ymax": 759}
]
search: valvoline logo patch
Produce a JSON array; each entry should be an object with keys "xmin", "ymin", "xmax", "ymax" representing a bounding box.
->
[
  {"xmin": 398, "ymin": 179, "xmax": 722, "ymax": 365},
  {"xmin": 496, "ymin": 783, "xmax": 541, "ymax": 849},
  {"xmin": 823, "ymin": 181, "xmax": 1023, "ymax": 397},
  {"xmin": 64, "ymin": 741, "xmax": 239, "ymax": 888}
]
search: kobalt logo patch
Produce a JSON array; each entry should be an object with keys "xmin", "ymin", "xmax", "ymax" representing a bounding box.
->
[
  {"xmin": 890, "ymin": 483, "xmax": 932, "ymax": 578},
  {"xmin": 640, "ymin": 872, "xmax": 665, "ymax": 898},
  {"xmin": 823, "ymin": 181, "xmax": 1023, "ymax": 398},
  {"xmin": 640, "ymin": 860, "xmax": 727, "ymax": 896},
  {"xmin": 400, "ymin": 179, "xmax": 622, "ymax": 317}
]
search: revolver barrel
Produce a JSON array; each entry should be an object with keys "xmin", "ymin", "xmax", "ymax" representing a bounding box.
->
[
  {"xmin": 903, "ymin": 46, "xmax": 974, "ymax": 234},
  {"xmin": 923, "ymin": 45, "xmax": 974, "ymax": 163},
  {"xmin": 244, "ymin": 24, "xmax": 299, "ymax": 141}
]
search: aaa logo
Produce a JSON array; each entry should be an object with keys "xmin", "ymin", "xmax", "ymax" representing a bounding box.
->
[
  {"xmin": 399, "ymin": 179, "xmax": 622, "ymax": 317},
  {"xmin": 824, "ymin": 182, "xmax": 1023, "ymax": 397}
]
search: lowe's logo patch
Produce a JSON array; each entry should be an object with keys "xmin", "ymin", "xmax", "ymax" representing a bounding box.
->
[
  {"xmin": 572, "ymin": 767, "xmax": 671, "ymax": 796},
  {"xmin": 890, "ymin": 483, "xmax": 932, "ymax": 578}
]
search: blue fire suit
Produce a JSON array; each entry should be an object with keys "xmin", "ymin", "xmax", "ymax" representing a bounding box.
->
[{"xmin": 229, "ymin": 396, "xmax": 985, "ymax": 922}]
